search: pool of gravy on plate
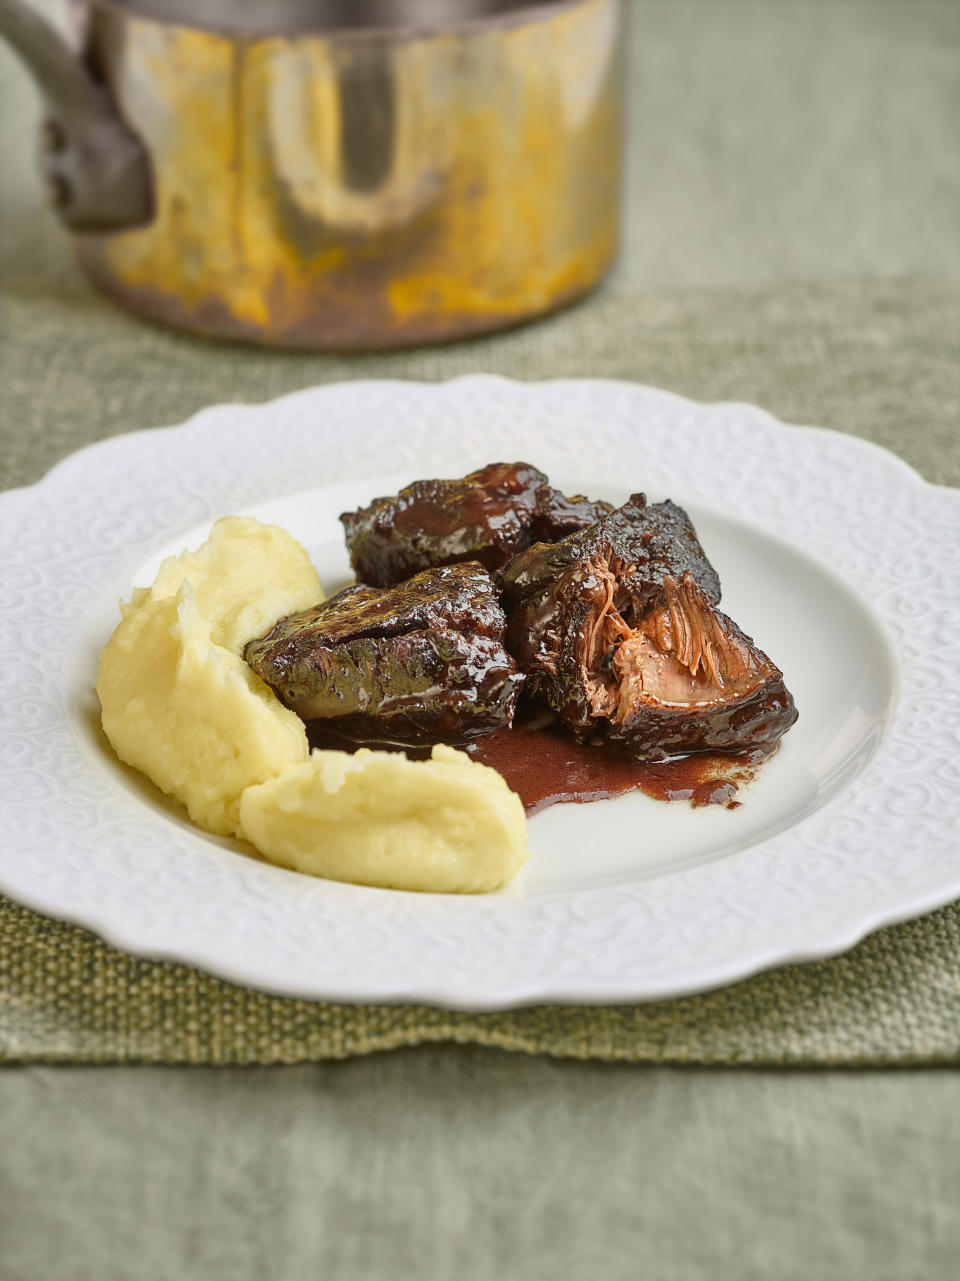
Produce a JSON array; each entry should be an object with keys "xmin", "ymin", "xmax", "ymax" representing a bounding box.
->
[{"xmin": 309, "ymin": 709, "xmax": 774, "ymax": 818}]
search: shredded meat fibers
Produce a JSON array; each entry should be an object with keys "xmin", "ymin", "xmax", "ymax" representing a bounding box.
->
[
  {"xmin": 500, "ymin": 492, "xmax": 797, "ymax": 757},
  {"xmin": 604, "ymin": 572, "xmax": 796, "ymax": 757}
]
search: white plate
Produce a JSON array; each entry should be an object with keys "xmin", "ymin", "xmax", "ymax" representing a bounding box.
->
[{"xmin": 1, "ymin": 376, "xmax": 957, "ymax": 1008}]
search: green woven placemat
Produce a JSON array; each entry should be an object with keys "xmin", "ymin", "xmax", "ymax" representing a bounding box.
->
[{"xmin": 3, "ymin": 896, "xmax": 960, "ymax": 1065}]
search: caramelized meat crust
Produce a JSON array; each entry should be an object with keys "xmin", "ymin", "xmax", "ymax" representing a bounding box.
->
[
  {"xmin": 244, "ymin": 563, "xmax": 524, "ymax": 746},
  {"xmin": 499, "ymin": 495, "xmax": 796, "ymax": 757},
  {"xmin": 499, "ymin": 494, "xmax": 723, "ymax": 733},
  {"xmin": 340, "ymin": 461, "xmax": 612, "ymax": 587}
]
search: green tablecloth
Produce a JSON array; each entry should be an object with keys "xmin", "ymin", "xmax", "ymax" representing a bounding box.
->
[{"xmin": 2, "ymin": 1, "xmax": 959, "ymax": 1277}]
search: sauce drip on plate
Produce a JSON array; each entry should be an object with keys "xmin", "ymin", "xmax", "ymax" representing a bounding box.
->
[
  {"xmin": 308, "ymin": 709, "xmax": 774, "ymax": 817},
  {"xmin": 466, "ymin": 711, "xmax": 773, "ymax": 815}
]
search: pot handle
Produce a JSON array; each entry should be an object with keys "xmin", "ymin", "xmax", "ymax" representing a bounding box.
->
[{"xmin": 0, "ymin": 0, "xmax": 153, "ymax": 231}]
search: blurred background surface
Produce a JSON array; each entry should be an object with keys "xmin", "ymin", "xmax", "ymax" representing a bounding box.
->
[
  {"xmin": 3, "ymin": 1, "xmax": 959, "ymax": 292},
  {"xmin": 1, "ymin": 0, "xmax": 958, "ymax": 487}
]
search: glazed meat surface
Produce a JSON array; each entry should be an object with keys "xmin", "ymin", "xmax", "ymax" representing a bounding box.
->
[
  {"xmin": 500, "ymin": 494, "xmax": 796, "ymax": 757},
  {"xmin": 499, "ymin": 494, "xmax": 722, "ymax": 732},
  {"xmin": 244, "ymin": 562, "xmax": 524, "ymax": 746},
  {"xmin": 340, "ymin": 461, "xmax": 612, "ymax": 587}
]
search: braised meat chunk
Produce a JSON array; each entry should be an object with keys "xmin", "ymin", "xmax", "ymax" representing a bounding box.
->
[
  {"xmin": 500, "ymin": 494, "xmax": 796, "ymax": 757},
  {"xmin": 499, "ymin": 494, "xmax": 723, "ymax": 734},
  {"xmin": 244, "ymin": 562, "xmax": 524, "ymax": 747},
  {"xmin": 602, "ymin": 574, "xmax": 797, "ymax": 758},
  {"xmin": 340, "ymin": 461, "xmax": 612, "ymax": 587}
]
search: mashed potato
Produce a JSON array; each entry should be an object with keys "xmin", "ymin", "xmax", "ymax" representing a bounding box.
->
[
  {"xmin": 96, "ymin": 516, "xmax": 529, "ymax": 893},
  {"xmin": 126, "ymin": 515, "xmax": 324, "ymax": 655},
  {"xmin": 239, "ymin": 745, "xmax": 527, "ymax": 894},
  {"xmin": 97, "ymin": 517, "xmax": 322, "ymax": 836}
]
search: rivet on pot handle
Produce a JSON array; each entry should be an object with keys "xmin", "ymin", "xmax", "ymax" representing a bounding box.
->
[{"xmin": 0, "ymin": 0, "xmax": 153, "ymax": 231}]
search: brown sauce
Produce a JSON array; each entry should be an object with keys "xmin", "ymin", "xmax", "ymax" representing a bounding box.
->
[
  {"xmin": 307, "ymin": 711, "xmax": 774, "ymax": 818},
  {"xmin": 466, "ymin": 714, "xmax": 772, "ymax": 815}
]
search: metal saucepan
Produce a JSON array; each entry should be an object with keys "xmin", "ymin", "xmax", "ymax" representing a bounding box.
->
[{"xmin": 0, "ymin": 0, "xmax": 622, "ymax": 347}]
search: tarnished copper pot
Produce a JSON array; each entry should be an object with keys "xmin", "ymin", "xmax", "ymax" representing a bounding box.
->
[{"xmin": 1, "ymin": 0, "xmax": 622, "ymax": 347}]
